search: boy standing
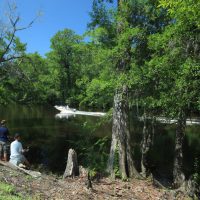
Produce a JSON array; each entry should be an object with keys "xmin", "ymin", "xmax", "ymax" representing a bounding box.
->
[{"xmin": 0, "ymin": 120, "xmax": 9, "ymax": 161}]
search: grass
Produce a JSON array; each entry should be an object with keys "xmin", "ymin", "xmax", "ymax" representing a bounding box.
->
[
  {"xmin": 0, "ymin": 182, "xmax": 26, "ymax": 200},
  {"xmin": 0, "ymin": 181, "xmax": 41, "ymax": 200}
]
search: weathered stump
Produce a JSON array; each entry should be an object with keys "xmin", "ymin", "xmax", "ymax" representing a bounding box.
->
[{"xmin": 63, "ymin": 149, "xmax": 79, "ymax": 179}]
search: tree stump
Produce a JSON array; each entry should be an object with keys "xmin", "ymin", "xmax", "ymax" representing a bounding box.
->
[{"xmin": 63, "ymin": 149, "xmax": 79, "ymax": 179}]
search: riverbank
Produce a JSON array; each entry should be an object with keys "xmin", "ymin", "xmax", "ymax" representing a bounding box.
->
[{"xmin": 0, "ymin": 164, "xmax": 191, "ymax": 200}]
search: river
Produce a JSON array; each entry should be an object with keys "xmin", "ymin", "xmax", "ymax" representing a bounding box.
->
[{"xmin": 0, "ymin": 105, "xmax": 200, "ymax": 180}]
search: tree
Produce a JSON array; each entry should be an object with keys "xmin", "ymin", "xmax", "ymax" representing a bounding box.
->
[
  {"xmin": 147, "ymin": 0, "xmax": 200, "ymax": 187},
  {"xmin": 107, "ymin": 0, "xmax": 170, "ymax": 179},
  {"xmin": 0, "ymin": 3, "xmax": 36, "ymax": 65},
  {"xmin": 0, "ymin": 52, "xmax": 58, "ymax": 104},
  {"xmin": 47, "ymin": 29, "xmax": 82, "ymax": 104},
  {"xmin": 0, "ymin": 2, "xmax": 41, "ymax": 104},
  {"xmin": 106, "ymin": 0, "xmax": 141, "ymax": 179}
]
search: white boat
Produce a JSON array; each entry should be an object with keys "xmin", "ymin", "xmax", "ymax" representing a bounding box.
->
[{"xmin": 54, "ymin": 105, "xmax": 106, "ymax": 117}]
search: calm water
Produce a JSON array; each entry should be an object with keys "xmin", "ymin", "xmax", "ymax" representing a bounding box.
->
[
  {"xmin": 0, "ymin": 105, "xmax": 200, "ymax": 179},
  {"xmin": 0, "ymin": 105, "xmax": 111, "ymax": 173}
]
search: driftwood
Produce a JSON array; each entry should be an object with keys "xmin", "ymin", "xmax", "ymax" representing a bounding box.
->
[
  {"xmin": 0, "ymin": 161, "xmax": 41, "ymax": 178},
  {"xmin": 63, "ymin": 149, "xmax": 79, "ymax": 179}
]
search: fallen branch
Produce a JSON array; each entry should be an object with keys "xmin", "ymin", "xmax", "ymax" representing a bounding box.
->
[{"xmin": 0, "ymin": 161, "xmax": 41, "ymax": 178}]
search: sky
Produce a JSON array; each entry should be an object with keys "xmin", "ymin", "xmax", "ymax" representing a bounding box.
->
[{"xmin": 0, "ymin": 0, "xmax": 94, "ymax": 56}]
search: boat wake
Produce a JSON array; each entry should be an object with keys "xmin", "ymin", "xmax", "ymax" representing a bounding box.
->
[{"xmin": 54, "ymin": 105, "xmax": 106, "ymax": 119}]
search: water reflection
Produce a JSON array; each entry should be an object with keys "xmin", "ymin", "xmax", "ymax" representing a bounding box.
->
[{"xmin": 55, "ymin": 113, "xmax": 76, "ymax": 119}]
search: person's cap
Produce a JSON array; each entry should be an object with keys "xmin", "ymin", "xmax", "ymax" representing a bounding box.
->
[
  {"xmin": 1, "ymin": 120, "xmax": 6, "ymax": 125},
  {"xmin": 14, "ymin": 133, "xmax": 20, "ymax": 139}
]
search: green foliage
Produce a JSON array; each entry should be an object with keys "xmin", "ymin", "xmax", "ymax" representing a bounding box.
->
[
  {"xmin": 1, "ymin": 0, "xmax": 198, "ymax": 115},
  {"xmin": 47, "ymin": 29, "xmax": 82, "ymax": 103},
  {"xmin": 0, "ymin": 52, "xmax": 60, "ymax": 104},
  {"xmin": 68, "ymin": 135, "xmax": 110, "ymax": 173},
  {"xmin": 146, "ymin": 1, "xmax": 200, "ymax": 117},
  {"xmin": 0, "ymin": 182, "xmax": 24, "ymax": 200},
  {"xmin": 88, "ymin": 0, "xmax": 116, "ymax": 47},
  {"xmin": 81, "ymin": 78, "xmax": 114, "ymax": 108},
  {"xmin": 0, "ymin": 182, "xmax": 15, "ymax": 194},
  {"xmin": 159, "ymin": 0, "xmax": 200, "ymax": 27}
]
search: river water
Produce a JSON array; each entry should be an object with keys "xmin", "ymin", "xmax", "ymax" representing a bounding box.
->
[{"xmin": 0, "ymin": 105, "xmax": 200, "ymax": 180}]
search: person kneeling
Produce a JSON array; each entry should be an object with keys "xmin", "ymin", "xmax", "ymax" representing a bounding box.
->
[{"xmin": 10, "ymin": 133, "xmax": 30, "ymax": 169}]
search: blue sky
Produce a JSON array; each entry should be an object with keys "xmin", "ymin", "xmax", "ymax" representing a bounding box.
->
[{"xmin": 0, "ymin": 0, "xmax": 94, "ymax": 56}]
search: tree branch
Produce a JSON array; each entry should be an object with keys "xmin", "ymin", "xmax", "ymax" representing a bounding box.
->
[{"xmin": 0, "ymin": 55, "xmax": 25, "ymax": 64}]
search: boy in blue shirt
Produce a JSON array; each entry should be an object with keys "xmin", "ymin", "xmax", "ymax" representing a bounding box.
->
[{"xmin": 0, "ymin": 120, "xmax": 9, "ymax": 161}]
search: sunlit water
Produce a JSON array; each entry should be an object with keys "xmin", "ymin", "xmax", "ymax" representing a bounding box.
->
[{"xmin": 0, "ymin": 105, "xmax": 199, "ymax": 180}]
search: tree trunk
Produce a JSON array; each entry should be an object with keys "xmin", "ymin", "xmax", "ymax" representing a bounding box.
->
[
  {"xmin": 107, "ymin": 0, "xmax": 139, "ymax": 179},
  {"xmin": 141, "ymin": 114, "xmax": 154, "ymax": 178},
  {"xmin": 63, "ymin": 149, "xmax": 79, "ymax": 179},
  {"xmin": 107, "ymin": 125, "xmax": 118, "ymax": 179},
  {"xmin": 173, "ymin": 110, "xmax": 186, "ymax": 188},
  {"xmin": 107, "ymin": 86, "xmax": 139, "ymax": 179}
]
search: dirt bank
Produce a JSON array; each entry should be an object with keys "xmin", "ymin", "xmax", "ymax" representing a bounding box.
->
[{"xmin": 0, "ymin": 164, "xmax": 189, "ymax": 200}]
